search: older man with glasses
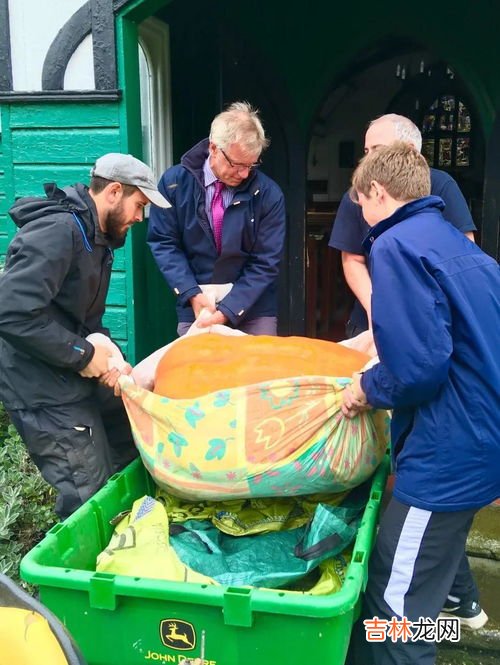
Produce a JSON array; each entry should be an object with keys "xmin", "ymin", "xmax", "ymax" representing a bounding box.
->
[{"xmin": 148, "ymin": 101, "xmax": 286, "ymax": 336}]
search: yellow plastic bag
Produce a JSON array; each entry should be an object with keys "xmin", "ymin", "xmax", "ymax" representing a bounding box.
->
[
  {"xmin": 96, "ymin": 496, "xmax": 353, "ymax": 595},
  {"xmin": 157, "ymin": 490, "xmax": 350, "ymax": 536},
  {"xmin": 96, "ymin": 496, "xmax": 216, "ymax": 585}
]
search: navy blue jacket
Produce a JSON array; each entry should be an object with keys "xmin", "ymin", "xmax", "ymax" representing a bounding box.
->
[
  {"xmin": 360, "ymin": 196, "xmax": 500, "ymax": 512},
  {"xmin": 147, "ymin": 139, "xmax": 286, "ymax": 325}
]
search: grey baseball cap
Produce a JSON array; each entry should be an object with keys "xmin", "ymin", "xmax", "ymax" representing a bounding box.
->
[{"xmin": 90, "ymin": 153, "xmax": 171, "ymax": 208}]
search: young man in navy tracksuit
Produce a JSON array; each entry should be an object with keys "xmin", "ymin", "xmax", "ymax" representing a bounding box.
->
[{"xmin": 342, "ymin": 142, "xmax": 500, "ymax": 665}]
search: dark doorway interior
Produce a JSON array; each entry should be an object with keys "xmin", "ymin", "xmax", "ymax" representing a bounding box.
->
[
  {"xmin": 158, "ymin": 1, "xmax": 307, "ymax": 335},
  {"xmin": 306, "ymin": 47, "xmax": 485, "ymax": 341},
  {"xmin": 389, "ymin": 60, "xmax": 485, "ymax": 242}
]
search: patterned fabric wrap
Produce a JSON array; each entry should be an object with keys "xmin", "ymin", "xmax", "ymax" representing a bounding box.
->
[{"xmin": 120, "ymin": 376, "xmax": 390, "ymax": 500}]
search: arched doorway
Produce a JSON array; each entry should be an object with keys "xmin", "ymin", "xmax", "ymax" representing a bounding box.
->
[
  {"xmin": 305, "ymin": 46, "xmax": 486, "ymax": 341},
  {"xmin": 117, "ymin": 0, "xmax": 307, "ymax": 346}
]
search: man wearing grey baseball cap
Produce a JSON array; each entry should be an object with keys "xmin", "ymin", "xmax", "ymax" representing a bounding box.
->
[
  {"xmin": 91, "ymin": 152, "xmax": 171, "ymax": 211},
  {"xmin": 0, "ymin": 152, "xmax": 167, "ymax": 518}
]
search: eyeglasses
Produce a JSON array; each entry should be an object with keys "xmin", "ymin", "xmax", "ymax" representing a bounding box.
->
[{"xmin": 219, "ymin": 147, "xmax": 261, "ymax": 172}]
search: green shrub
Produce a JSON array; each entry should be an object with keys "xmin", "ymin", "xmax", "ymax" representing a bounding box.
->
[{"xmin": 0, "ymin": 403, "xmax": 57, "ymax": 582}]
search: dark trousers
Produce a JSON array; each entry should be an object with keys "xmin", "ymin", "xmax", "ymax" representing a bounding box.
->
[
  {"xmin": 345, "ymin": 320, "xmax": 368, "ymax": 339},
  {"xmin": 348, "ymin": 497, "xmax": 478, "ymax": 665},
  {"xmin": 177, "ymin": 316, "xmax": 278, "ymax": 337},
  {"xmin": 8, "ymin": 384, "xmax": 137, "ymax": 519}
]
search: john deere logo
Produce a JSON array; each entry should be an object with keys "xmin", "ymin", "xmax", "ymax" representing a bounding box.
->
[{"xmin": 160, "ymin": 619, "xmax": 196, "ymax": 651}]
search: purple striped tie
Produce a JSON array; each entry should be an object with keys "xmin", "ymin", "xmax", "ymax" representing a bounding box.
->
[{"xmin": 211, "ymin": 180, "xmax": 225, "ymax": 254}]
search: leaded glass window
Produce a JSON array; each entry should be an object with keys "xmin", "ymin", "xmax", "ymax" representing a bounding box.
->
[{"xmin": 421, "ymin": 95, "xmax": 472, "ymax": 168}]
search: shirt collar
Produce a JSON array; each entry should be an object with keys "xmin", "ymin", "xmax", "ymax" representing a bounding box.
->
[
  {"xmin": 203, "ymin": 158, "xmax": 218, "ymax": 188},
  {"xmin": 203, "ymin": 157, "xmax": 236, "ymax": 192}
]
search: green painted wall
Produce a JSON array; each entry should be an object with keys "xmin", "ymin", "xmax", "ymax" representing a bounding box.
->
[
  {"xmin": 116, "ymin": 12, "xmax": 180, "ymax": 360},
  {"xmin": 0, "ymin": 101, "xmax": 136, "ymax": 361},
  {"xmin": 0, "ymin": 107, "xmax": 14, "ymax": 270}
]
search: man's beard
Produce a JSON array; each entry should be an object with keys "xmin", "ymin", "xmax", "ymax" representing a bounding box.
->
[{"xmin": 105, "ymin": 202, "xmax": 128, "ymax": 248}]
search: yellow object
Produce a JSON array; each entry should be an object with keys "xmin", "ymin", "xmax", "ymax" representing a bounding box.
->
[
  {"xmin": 154, "ymin": 333, "xmax": 370, "ymax": 399},
  {"xmin": 121, "ymin": 373, "xmax": 389, "ymax": 501},
  {"xmin": 96, "ymin": 495, "xmax": 216, "ymax": 585},
  {"xmin": 310, "ymin": 555, "xmax": 351, "ymax": 595},
  {"xmin": 97, "ymin": 495, "xmax": 351, "ymax": 595},
  {"xmin": 0, "ymin": 606, "xmax": 69, "ymax": 665},
  {"xmin": 158, "ymin": 490, "xmax": 349, "ymax": 536}
]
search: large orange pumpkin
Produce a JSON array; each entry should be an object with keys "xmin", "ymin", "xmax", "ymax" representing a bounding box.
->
[{"xmin": 154, "ymin": 334, "xmax": 369, "ymax": 399}]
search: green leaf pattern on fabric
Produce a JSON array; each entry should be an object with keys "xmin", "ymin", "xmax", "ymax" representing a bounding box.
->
[
  {"xmin": 167, "ymin": 432, "xmax": 188, "ymax": 458},
  {"xmin": 206, "ymin": 438, "xmax": 231, "ymax": 461}
]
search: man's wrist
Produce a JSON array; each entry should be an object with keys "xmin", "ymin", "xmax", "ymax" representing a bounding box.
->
[
  {"xmin": 216, "ymin": 302, "xmax": 236, "ymax": 326},
  {"xmin": 74, "ymin": 339, "xmax": 95, "ymax": 372},
  {"xmin": 214, "ymin": 309, "xmax": 228, "ymax": 324},
  {"xmin": 352, "ymin": 372, "xmax": 368, "ymax": 403}
]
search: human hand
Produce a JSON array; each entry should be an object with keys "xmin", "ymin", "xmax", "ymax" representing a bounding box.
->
[
  {"xmin": 79, "ymin": 344, "xmax": 112, "ymax": 378},
  {"xmin": 99, "ymin": 363, "xmax": 133, "ymax": 395},
  {"xmin": 196, "ymin": 309, "xmax": 228, "ymax": 328},
  {"xmin": 341, "ymin": 372, "xmax": 371, "ymax": 418},
  {"xmin": 190, "ymin": 293, "xmax": 215, "ymax": 319},
  {"xmin": 339, "ymin": 330, "xmax": 377, "ymax": 358}
]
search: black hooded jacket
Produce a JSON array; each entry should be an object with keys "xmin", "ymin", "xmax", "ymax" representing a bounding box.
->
[{"xmin": 0, "ymin": 183, "xmax": 114, "ymax": 409}]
